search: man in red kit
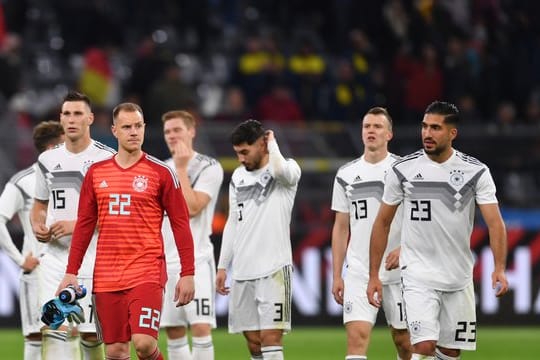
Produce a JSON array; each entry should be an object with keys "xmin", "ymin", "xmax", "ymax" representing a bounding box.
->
[{"xmin": 57, "ymin": 102, "xmax": 195, "ymax": 360}]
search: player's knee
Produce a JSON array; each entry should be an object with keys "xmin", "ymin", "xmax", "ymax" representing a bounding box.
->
[
  {"xmin": 80, "ymin": 332, "xmax": 100, "ymax": 342},
  {"xmin": 132, "ymin": 334, "xmax": 158, "ymax": 358},
  {"xmin": 413, "ymin": 340, "xmax": 436, "ymax": 355},
  {"xmin": 105, "ymin": 342, "xmax": 130, "ymax": 358},
  {"xmin": 436, "ymin": 346, "xmax": 460, "ymax": 359}
]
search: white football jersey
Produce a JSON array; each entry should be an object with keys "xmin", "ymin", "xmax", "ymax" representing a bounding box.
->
[
  {"xmin": 0, "ymin": 163, "xmax": 43, "ymax": 265},
  {"xmin": 218, "ymin": 141, "xmax": 301, "ymax": 280},
  {"xmin": 35, "ymin": 140, "xmax": 115, "ymax": 264},
  {"xmin": 162, "ymin": 153, "xmax": 224, "ymax": 271},
  {"xmin": 331, "ymin": 153, "xmax": 402, "ymax": 284},
  {"xmin": 383, "ymin": 149, "xmax": 498, "ymax": 291}
]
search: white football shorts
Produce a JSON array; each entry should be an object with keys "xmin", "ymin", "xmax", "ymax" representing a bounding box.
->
[
  {"xmin": 402, "ymin": 280, "xmax": 476, "ymax": 350},
  {"xmin": 38, "ymin": 252, "xmax": 97, "ymax": 333},
  {"xmin": 160, "ymin": 258, "xmax": 217, "ymax": 328},
  {"xmin": 228, "ymin": 266, "xmax": 292, "ymax": 334},
  {"xmin": 20, "ymin": 270, "xmax": 43, "ymax": 336}
]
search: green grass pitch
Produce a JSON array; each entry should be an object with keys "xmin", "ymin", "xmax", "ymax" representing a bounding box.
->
[{"xmin": 0, "ymin": 326, "xmax": 537, "ymax": 359}]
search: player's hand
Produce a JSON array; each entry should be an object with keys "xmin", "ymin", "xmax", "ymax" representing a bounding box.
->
[
  {"xmin": 331, "ymin": 277, "xmax": 344, "ymax": 305},
  {"xmin": 366, "ymin": 276, "xmax": 383, "ymax": 308},
  {"xmin": 216, "ymin": 269, "xmax": 229, "ymax": 295},
  {"xmin": 55, "ymin": 274, "xmax": 79, "ymax": 296},
  {"xmin": 492, "ymin": 270, "xmax": 509, "ymax": 297},
  {"xmin": 385, "ymin": 247, "xmax": 400, "ymax": 270},
  {"xmin": 32, "ymin": 223, "xmax": 52, "ymax": 243},
  {"xmin": 175, "ymin": 275, "xmax": 195, "ymax": 307},
  {"xmin": 49, "ymin": 220, "xmax": 75, "ymax": 240},
  {"xmin": 21, "ymin": 252, "xmax": 40, "ymax": 273},
  {"xmin": 172, "ymin": 140, "xmax": 192, "ymax": 170},
  {"xmin": 264, "ymin": 130, "xmax": 275, "ymax": 143}
]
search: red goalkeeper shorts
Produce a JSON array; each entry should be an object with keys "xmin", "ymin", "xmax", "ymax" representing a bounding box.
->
[{"xmin": 94, "ymin": 282, "xmax": 164, "ymax": 344}]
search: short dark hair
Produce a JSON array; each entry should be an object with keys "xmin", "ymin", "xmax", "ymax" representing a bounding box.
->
[
  {"xmin": 63, "ymin": 91, "xmax": 92, "ymax": 109},
  {"xmin": 366, "ymin": 106, "xmax": 393, "ymax": 130},
  {"xmin": 112, "ymin": 103, "xmax": 144, "ymax": 123},
  {"xmin": 33, "ymin": 120, "xmax": 64, "ymax": 153},
  {"xmin": 231, "ymin": 119, "xmax": 265, "ymax": 146},
  {"xmin": 425, "ymin": 101, "xmax": 460, "ymax": 125}
]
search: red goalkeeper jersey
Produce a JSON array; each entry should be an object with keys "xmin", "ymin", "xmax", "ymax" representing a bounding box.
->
[{"xmin": 67, "ymin": 153, "xmax": 194, "ymax": 292}]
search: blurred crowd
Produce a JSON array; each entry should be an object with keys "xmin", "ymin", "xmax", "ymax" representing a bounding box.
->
[{"xmin": 0, "ymin": 0, "xmax": 539, "ymax": 205}]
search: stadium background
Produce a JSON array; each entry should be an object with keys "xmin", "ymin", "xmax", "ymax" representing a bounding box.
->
[{"xmin": 0, "ymin": 0, "xmax": 539, "ymax": 331}]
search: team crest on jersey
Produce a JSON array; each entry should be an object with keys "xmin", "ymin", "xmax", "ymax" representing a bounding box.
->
[
  {"xmin": 82, "ymin": 160, "xmax": 94, "ymax": 175},
  {"xmin": 409, "ymin": 320, "xmax": 422, "ymax": 335},
  {"xmin": 449, "ymin": 170, "xmax": 465, "ymax": 186},
  {"xmin": 344, "ymin": 301, "xmax": 353, "ymax": 314},
  {"xmin": 132, "ymin": 175, "xmax": 148, "ymax": 192},
  {"xmin": 259, "ymin": 171, "xmax": 272, "ymax": 186}
]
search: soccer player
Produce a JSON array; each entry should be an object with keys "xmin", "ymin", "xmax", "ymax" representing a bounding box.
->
[
  {"xmin": 160, "ymin": 110, "xmax": 224, "ymax": 360},
  {"xmin": 331, "ymin": 107, "xmax": 411, "ymax": 360},
  {"xmin": 30, "ymin": 91, "xmax": 116, "ymax": 359},
  {"xmin": 216, "ymin": 119, "xmax": 301, "ymax": 360},
  {"xmin": 0, "ymin": 120, "xmax": 64, "ymax": 359},
  {"xmin": 367, "ymin": 101, "xmax": 509, "ymax": 360},
  {"xmin": 57, "ymin": 102, "xmax": 195, "ymax": 360}
]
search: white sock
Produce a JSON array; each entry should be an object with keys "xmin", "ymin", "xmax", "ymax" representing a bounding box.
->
[
  {"xmin": 251, "ymin": 356, "xmax": 263, "ymax": 360},
  {"xmin": 192, "ymin": 335, "xmax": 214, "ymax": 360},
  {"xmin": 167, "ymin": 336, "xmax": 192, "ymax": 360},
  {"xmin": 24, "ymin": 339, "xmax": 41, "ymax": 360},
  {"xmin": 435, "ymin": 349, "xmax": 459, "ymax": 360},
  {"xmin": 42, "ymin": 329, "xmax": 81, "ymax": 359},
  {"xmin": 411, "ymin": 354, "xmax": 435, "ymax": 360},
  {"xmin": 261, "ymin": 345, "xmax": 283, "ymax": 360},
  {"xmin": 80, "ymin": 338, "xmax": 105, "ymax": 360},
  {"xmin": 346, "ymin": 356, "xmax": 367, "ymax": 359}
]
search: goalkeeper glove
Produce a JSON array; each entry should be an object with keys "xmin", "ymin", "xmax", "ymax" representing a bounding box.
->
[{"xmin": 41, "ymin": 298, "xmax": 85, "ymax": 330}]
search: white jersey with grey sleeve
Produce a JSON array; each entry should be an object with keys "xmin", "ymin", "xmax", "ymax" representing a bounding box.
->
[
  {"xmin": 218, "ymin": 140, "xmax": 301, "ymax": 280},
  {"xmin": 162, "ymin": 152, "xmax": 224, "ymax": 272},
  {"xmin": 382, "ymin": 149, "xmax": 498, "ymax": 291},
  {"xmin": 0, "ymin": 163, "xmax": 44, "ymax": 266},
  {"xmin": 331, "ymin": 153, "xmax": 402, "ymax": 284},
  {"xmin": 34, "ymin": 140, "xmax": 116, "ymax": 271}
]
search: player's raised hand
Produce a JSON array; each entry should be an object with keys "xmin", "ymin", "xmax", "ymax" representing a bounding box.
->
[
  {"xmin": 264, "ymin": 130, "xmax": 275, "ymax": 143},
  {"xmin": 175, "ymin": 275, "xmax": 195, "ymax": 307},
  {"xmin": 172, "ymin": 140, "xmax": 192, "ymax": 169},
  {"xmin": 216, "ymin": 269, "xmax": 229, "ymax": 295}
]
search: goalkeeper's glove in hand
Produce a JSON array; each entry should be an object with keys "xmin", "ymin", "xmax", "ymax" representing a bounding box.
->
[{"xmin": 41, "ymin": 298, "xmax": 85, "ymax": 330}]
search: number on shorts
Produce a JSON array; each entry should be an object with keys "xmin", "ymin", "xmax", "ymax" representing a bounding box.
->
[
  {"xmin": 194, "ymin": 298, "xmax": 211, "ymax": 316},
  {"xmin": 139, "ymin": 307, "xmax": 161, "ymax": 331},
  {"xmin": 455, "ymin": 321, "xmax": 476, "ymax": 342},
  {"xmin": 397, "ymin": 301, "xmax": 404, "ymax": 322},
  {"xmin": 88, "ymin": 303, "xmax": 94, "ymax": 323},
  {"xmin": 273, "ymin": 303, "xmax": 283, "ymax": 322}
]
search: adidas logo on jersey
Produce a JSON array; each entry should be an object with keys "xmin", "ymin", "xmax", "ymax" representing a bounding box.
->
[
  {"xmin": 99, "ymin": 180, "xmax": 108, "ymax": 188},
  {"xmin": 413, "ymin": 173, "xmax": 424, "ymax": 180},
  {"xmin": 353, "ymin": 175, "xmax": 362, "ymax": 182},
  {"xmin": 53, "ymin": 164, "xmax": 62, "ymax": 170}
]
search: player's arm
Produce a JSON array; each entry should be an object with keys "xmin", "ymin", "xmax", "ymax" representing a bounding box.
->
[
  {"xmin": 367, "ymin": 202, "xmax": 398, "ymax": 307},
  {"xmin": 30, "ymin": 199, "xmax": 52, "ymax": 243},
  {"xmin": 331, "ymin": 211, "xmax": 349, "ymax": 305},
  {"xmin": 478, "ymin": 202, "xmax": 508, "ymax": 297},
  {"xmin": 162, "ymin": 168, "xmax": 195, "ymax": 305},
  {"xmin": 216, "ymin": 182, "xmax": 237, "ymax": 295},
  {"xmin": 65, "ymin": 168, "xmax": 98, "ymax": 276},
  {"xmin": 266, "ymin": 130, "xmax": 301, "ymax": 186}
]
